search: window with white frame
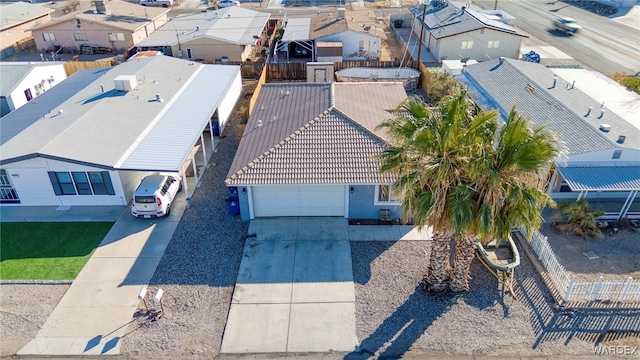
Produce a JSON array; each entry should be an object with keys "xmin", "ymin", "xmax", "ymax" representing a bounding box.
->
[
  {"xmin": 376, "ymin": 184, "xmax": 401, "ymax": 204},
  {"xmin": 0, "ymin": 169, "xmax": 20, "ymax": 204},
  {"xmin": 74, "ymin": 32, "xmax": 88, "ymax": 41},
  {"xmin": 359, "ymin": 40, "xmax": 370, "ymax": 52},
  {"xmin": 461, "ymin": 41, "xmax": 473, "ymax": 49},
  {"xmin": 42, "ymin": 33, "xmax": 56, "ymax": 42},
  {"xmin": 487, "ymin": 40, "xmax": 500, "ymax": 48},
  {"xmin": 108, "ymin": 32, "xmax": 125, "ymax": 42},
  {"xmin": 48, "ymin": 171, "xmax": 115, "ymax": 196}
]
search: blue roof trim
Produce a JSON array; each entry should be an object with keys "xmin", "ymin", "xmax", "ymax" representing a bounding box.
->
[{"xmin": 558, "ymin": 166, "xmax": 640, "ymax": 192}]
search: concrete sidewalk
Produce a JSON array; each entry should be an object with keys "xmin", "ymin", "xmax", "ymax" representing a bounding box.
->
[{"xmin": 15, "ymin": 199, "xmax": 187, "ymax": 356}]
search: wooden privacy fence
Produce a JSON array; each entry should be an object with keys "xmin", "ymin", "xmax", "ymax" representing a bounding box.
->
[
  {"xmin": 63, "ymin": 60, "xmax": 114, "ymax": 77},
  {"xmin": 266, "ymin": 59, "xmax": 420, "ymax": 82},
  {"xmin": 521, "ymin": 228, "xmax": 640, "ymax": 303}
]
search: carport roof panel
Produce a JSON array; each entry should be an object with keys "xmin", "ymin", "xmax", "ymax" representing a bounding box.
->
[
  {"xmin": 282, "ymin": 18, "xmax": 311, "ymax": 42},
  {"xmin": 558, "ymin": 166, "xmax": 640, "ymax": 192},
  {"xmin": 118, "ymin": 65, "xmax": 240, "ymax": 172}
]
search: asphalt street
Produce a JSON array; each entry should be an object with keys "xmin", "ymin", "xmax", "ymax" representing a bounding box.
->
[{"xmin": 472, "ymin": 0, "xmax": 640, "ymax": 75}]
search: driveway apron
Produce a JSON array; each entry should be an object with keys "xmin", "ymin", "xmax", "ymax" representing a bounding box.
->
[{"xmin": 221, "ymin": 217, "xmax": 358, "ymax": 354}]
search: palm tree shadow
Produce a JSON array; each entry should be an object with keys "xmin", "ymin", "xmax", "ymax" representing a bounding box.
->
[{"xmin": 345, "ymin": 284, "xmax": 450, "ymax": 359}]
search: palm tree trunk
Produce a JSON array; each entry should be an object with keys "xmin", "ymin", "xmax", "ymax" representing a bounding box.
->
[
  {"xmin": 427, "ymin": 230, "xmax": 451, "ymax": 292},
  {"xmin": 449, "ymin": 235, "xmax": 477, "ymax": 292}
]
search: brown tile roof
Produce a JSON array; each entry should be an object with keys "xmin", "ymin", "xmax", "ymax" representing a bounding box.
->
[{"xmin": 225, "ymin": 82, "xmax": 407, "ymax": 186}]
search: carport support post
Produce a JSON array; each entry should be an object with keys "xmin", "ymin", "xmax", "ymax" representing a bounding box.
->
[
  {"xmin": 181, "ymin": 172, "xmax": 189, "ymax": 201},
  {"xmin": 200, "ymin": 133, "xmax": 207, "ymax": 170},
  {"xmin": 208, "ymin": 123, "xmax": 216, "ymax": 153}
]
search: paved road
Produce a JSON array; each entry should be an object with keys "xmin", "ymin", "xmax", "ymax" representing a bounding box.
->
[{"xmin": 472, "ymin": 0, "xmax": 640, "ymax": 75}]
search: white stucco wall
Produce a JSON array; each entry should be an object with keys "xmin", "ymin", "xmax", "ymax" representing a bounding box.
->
[
  {"xmin": 414, "ymin": 22, "xmax": 524, "ymax": 62},
  {"xmin": 6, "ymin": 64, "xmax": 67, "ymax": 113},
  {"xmin": 567, "ymin": 148, "xmax": 640, "ymax": 163},
  {"xmin": 2, "ymin": 157, "xmax": 127, "ymax": 206},
  {"xmin": 316, "ymin": 31, "xmax": 381, "ymax": 60}
]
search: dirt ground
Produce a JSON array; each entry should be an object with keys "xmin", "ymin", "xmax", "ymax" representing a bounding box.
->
[{"xmin": 541, "ymin": 222, "xmax": 640, "ymax": 281}]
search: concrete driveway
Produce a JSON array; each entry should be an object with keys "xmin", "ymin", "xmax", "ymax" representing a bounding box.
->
[
  {"xmin": 220, "ymin": 218, "xmax": 432, "ymax": 354},
  {"xmin": 220, "ymin": 217, "xmax": 358, "ymax": 354}
]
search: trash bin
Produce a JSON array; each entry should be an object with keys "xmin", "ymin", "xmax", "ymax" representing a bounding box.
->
[
  {"xmin": 212, "ymin": 121, "xmax": 220, "ymax": 136},
  {"xmin": 225, "ymin": 194, "xmax": 239, "ymax": 216},
  {"xmin": 229, "ymin": 187, "xmax": 238, "ymax": 195}
]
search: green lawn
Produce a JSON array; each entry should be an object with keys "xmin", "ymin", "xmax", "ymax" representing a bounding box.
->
[{"xmin": 0, "ymin": 222, "xmax": 114, "ymax": 280}]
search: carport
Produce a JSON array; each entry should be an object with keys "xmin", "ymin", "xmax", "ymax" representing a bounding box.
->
[
  {"xmin": 274, "ymin": 18, "xmax": 313, "ymax": 62},
  {"xmin": 117, "ymin": 65, "xmax": 242, "ymax": 200},
  {"xmin": 555, "ymin": 166, "xmax": 640, "ymax": 220}
]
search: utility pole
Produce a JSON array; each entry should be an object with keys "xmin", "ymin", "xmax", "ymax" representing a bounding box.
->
[{"xmin": 417, "ymin": 3, "xmax": 427, "ymax": 64}]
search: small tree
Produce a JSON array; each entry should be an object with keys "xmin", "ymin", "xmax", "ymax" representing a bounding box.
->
[
  {"xmin": 553, "ymin": 199, "xmax": 605, "ymax": 240},
  {"xmin": 425, "ymin": 70, "xmax": 460, "ymax": 104},
  {"xmin": 64, "ymin": 0, "xmax": 81, "ymax": 13}
]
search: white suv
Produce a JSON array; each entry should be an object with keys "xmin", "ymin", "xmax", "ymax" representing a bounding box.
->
[{"xmin": 131, "ymin": 174, "xmax": 182, "ymax": 218}]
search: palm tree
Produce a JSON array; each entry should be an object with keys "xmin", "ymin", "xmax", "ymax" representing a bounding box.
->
[
  {"xmin": 377, "ymin": 90, "xmax": 498, "ymax": 292},
  {"xmin": 552, "ymin": 199, "xmax": 605, "ymax": 240},
  {"xmin": 449, "ymin": 107, "xmax": 561, "ymax": 292}
]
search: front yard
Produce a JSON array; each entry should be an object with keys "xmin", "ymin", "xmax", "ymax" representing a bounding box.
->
[{"xmin": 0, "ymin": 222, "xmax": 113, "ymax": 280}]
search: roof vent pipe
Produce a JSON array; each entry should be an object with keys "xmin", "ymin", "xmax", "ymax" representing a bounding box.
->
[
  {"xmin": 461, "ymin": 6, "xmax": 465, "ymax": 13},
  {"xmin": 156, "ymin": 93, "xmax": 162, "ymax": 102},
  {"xmin": 571, "ymin": 80, "xmax": 575, "ymax": 89},
  {"xmin": 585, "ymin": 106, "xmax": 592, "ymax": 117},
  {"xmin": 598, "ymin": 109, "xmax": 605, "ymax": 119},
  {"xmin": 552, "ymin": 76, "xmax": 557, "ymax": 89},
  {"xmin": 100, "ymin": 84, "xmax": 104, "ymax": 92},
  {"xmin": 499, "ymin": 57, "xmax": 504, "ymax": 65}
]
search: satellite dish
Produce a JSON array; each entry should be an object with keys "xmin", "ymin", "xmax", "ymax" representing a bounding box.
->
[{"xmin": 461, "ymin": 57, "xmax": 470, "ymax": 64}]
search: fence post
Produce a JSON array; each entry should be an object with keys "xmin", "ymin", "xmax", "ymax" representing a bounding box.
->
[
  {"xmin": 592, "ymin": 276, "xmax": 604, "ymax": 301},
  {"xmin": 565, "ymin": 275, "xmax": 576, "ymax": 301},
  {"xmin": 618, "ymin": 277, "xmax": 633, "ymax": 302}
]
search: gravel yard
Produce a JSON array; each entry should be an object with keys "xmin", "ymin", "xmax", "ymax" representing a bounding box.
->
[{"xmin": 0, "ymin": 115, "xmax": 638, "ymax": 359}]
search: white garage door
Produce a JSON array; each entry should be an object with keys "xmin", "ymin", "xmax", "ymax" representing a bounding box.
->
[{"xmin": 252, "ymin": 185, "xmax": 345, "ymax": 217}]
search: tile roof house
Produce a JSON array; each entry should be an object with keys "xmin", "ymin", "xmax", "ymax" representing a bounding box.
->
[
  {"xmin": 459, "ymin": 57, "xmax": 640, "ymax": 219},
  {"xmin": 0, "ymin": 62, "xmax": 67, "ymax": 117},
  {"xmin": 136, "ymin": 7, "xmax": 270, "ymax": 62},
  {"xmin": 408, "ymin": 2, "xmax": 527, "ymax": 62},
  {"xmin": 226, "ymin": 82, "xmax": 407, "ymax": 220},
  {"xmin": 0, "ymin": 2, "xmax": 54, "ymax": 58},
  {"xmin": 276, "ymin": 9, "xmax": 386, "ymax": 62},
  {"xmin": 31, "ymin": 0, "xmax": 168, "ymax": 54},
  {"xmin": 0, "ymin": 56, "xmax": 241, "ymax": 206}
]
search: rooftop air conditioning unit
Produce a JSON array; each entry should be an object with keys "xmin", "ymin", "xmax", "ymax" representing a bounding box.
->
[
  {"xmin": 114, "ymin": 75, "xmax": 137, "ymax": 92},
  {"xmin": 599, "ymin": 124, "xmax": 611, "ymax": 132}
]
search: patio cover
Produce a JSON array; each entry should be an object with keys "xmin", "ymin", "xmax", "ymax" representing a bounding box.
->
[
  {"xmin": 282, "ymin": 18, "xmax": 311, "ymax": 42},
  {"xmin": 558, "ymin": 166, "xmax": 640, "ymax": 192}
]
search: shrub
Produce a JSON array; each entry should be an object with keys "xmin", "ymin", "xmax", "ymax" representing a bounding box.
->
[{"xmin": 552, "ymin": 199, "xmax": 605, "ymax": 240}]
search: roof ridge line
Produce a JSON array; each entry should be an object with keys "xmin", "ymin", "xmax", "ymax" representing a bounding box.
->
[{"xmin": 225, "ymin": 108, "xmax": 333, "ymax": 184}]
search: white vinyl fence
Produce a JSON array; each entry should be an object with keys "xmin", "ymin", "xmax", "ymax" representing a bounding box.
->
[{"xmin": 520, "ymin": 228, "xmax": 640, "ymax": 303}]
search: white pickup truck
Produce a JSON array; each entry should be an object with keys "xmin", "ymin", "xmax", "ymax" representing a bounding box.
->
[{"xmin": 140, "ymin": 0, "xmax": 173, "ymax": 7}]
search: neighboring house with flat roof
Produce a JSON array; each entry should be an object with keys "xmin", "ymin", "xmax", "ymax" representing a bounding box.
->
[
  {"xmin": 31, "ymin": 0, "xmax": 168, "ymax": 54},
  {"xmin": 0, "ymin": 62, "xmax": 67, "ymax": 117},
  {"xmin": 0, "ymin": 56, "xmax": 241, "ymax": 206},
  {"xmin": 458, "ymin": 57, "xmax": 640, "ymax": 219},
  {"xmin": 0, "ymin": 2, "xmax": 54, "ymax": 58},
  {"xmin": 136, "ymin": 7, "xmax": 270, "ymax": 62},
  {"xmin": 226, "ymin": 82, "xmax": 407, "ymax": 220},
  {"xmin": 406, "ymin": 2, "xmax": 527, "ymax": 62}
]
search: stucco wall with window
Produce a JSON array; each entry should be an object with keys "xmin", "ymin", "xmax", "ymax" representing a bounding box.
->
[
  {"xmin": 417, "ymin": 26, "xmax": 523, "ymax": 62},
  {"xmin": 2, "ymin": 158, "xmax": 126, "ymax": 206},
  {"xmin": 348, "ymin": 185, "xmax": 402, "ymax": 219},
  {"xmin": 1, "ymin": 13, "xmax": 52, "ymax": 52},
  {"xmin": 2, "ymin": 64, "xmax": 67, "ymax": 117},
  {"xmin": 316, "ymin": 31, "xmax": 381, "ymax": 61}
]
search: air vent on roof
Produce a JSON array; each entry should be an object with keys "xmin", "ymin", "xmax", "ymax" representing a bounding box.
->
[
  {"xmin": 600, "ymin": 124, "xmax": 611, "ymax": 132},
  {"xmin": 338, "ymin": 8, "xmax": 345, "ymax": 19},
  {"xmin": 526, "ymin": 83, "xmax": 535, "ymax": 93},
  {"xmin": 114, "ymin": 75, "xmax": 137, "ymax": 92},
  {"xmin": 617, "ymin": 135, "xmax": 626, "ymax": 144}
]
